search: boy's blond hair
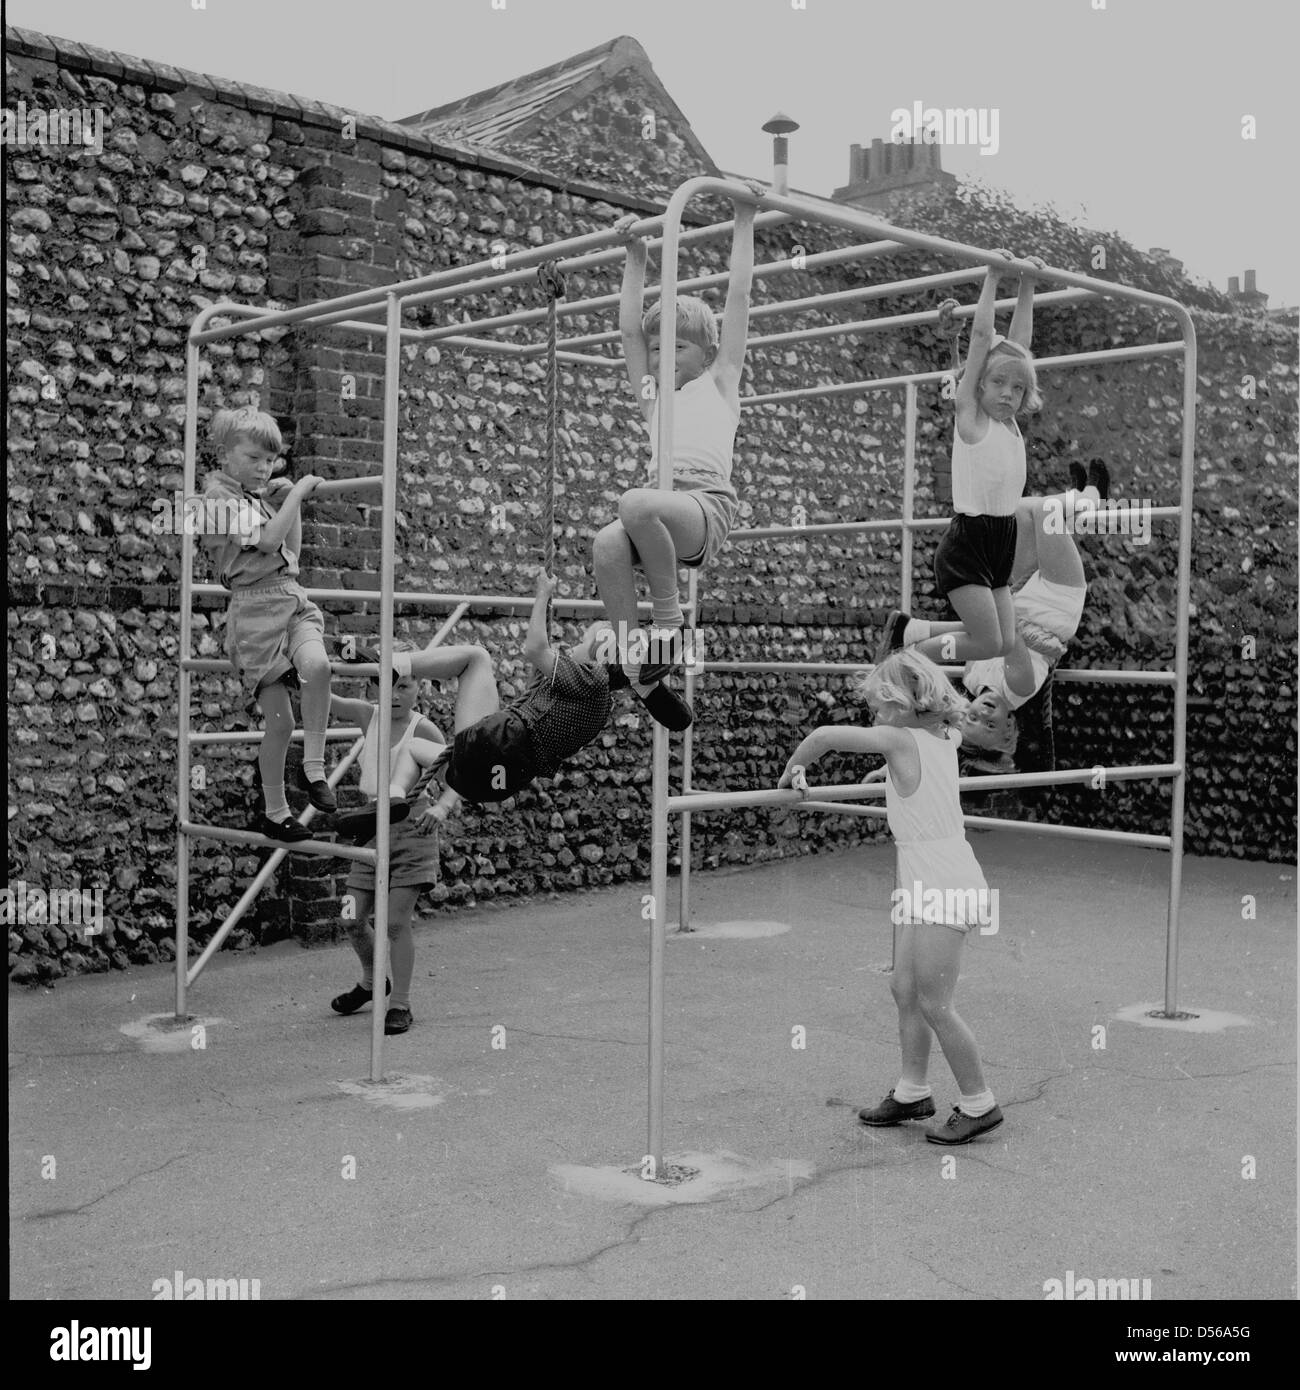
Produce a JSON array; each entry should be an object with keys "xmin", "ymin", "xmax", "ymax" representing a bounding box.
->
[
  {"xmin": 855, "ymin": 648, "xmax": 968, "ymax": 729},
  {"xmin": 210, "ymin": 406, "xmax": 283, "ymax": 457},
  {"xmin": 642, "ymin": 295, "xmax": 718, "ymax": 353}
]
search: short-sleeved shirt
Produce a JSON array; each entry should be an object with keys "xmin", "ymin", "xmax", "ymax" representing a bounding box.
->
[
  {"xmin": 199, "ymin": 471, "xmax": 298, "ymax": 589},
  {"xmin": 514, "ymin": 649, "xmax": 612, "ymax": 776}
]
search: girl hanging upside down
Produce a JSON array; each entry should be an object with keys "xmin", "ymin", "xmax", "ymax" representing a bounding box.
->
[
  {"xmin": 342, "ymin": 571, "xmax": 688, "ymax": 809},
  {"xmin": 882, "ymin": 463, "xmax": 1115, "ymax": 772}
]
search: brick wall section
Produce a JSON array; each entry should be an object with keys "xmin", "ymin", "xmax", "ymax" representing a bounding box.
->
[{"xmin": 5, "ymin": 27, "xmax": 1296, "ymax": 982}]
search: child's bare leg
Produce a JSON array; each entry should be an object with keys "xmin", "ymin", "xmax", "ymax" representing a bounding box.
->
[
  {"xmin": 389, "ymin": 737, "xmax": 443, "ymax": 798},
  {"xmin": 385, "ymin": 886, "xmax": 421, "ymax": 1011},
  {"xmin": 891, "ymin": 928, "xmax": 935, "ymax": 1089},
  {"xmin": 915, "ymin": 585, "xmax": 1016, "ymax": 662},
  {"xmin": 295, "ymin": 638, "xmax": 332, "ymax": 782},
  {"xmin": 340, "ymin": 887, "xmax": 377, "ymax": 987},
  {"xmin": 592, "ymin": 518, "xmax": 640, "ymax": 658},
  {"xmin": 617, "ymin": 488, "xmax": 705, "ymax": 627},
  {"xmin": 256, "ymin": 681, "xmax": 296, "ymax": 819},
  {"xmin": 1021, "ymin": 495, "xmax": 1087, "ymax": 589},
  {"xmin": 407, "ymin": 644, "xmax": 498, "ymax": 732},
  {"xmin": 912, "ymin": 924, "xmax": 987, "ymax": 1096}
]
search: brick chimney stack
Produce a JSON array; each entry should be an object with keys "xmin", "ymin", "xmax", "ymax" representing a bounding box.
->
[
  {"xmin": 1228, "ymin": 268, "xmax": 1268, "ymax": 310},
  {"xmin": 834, "ymin": 136, "xmax": 956, "ymax": 211}
]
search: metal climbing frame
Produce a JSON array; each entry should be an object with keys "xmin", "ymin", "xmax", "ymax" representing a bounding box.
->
[
  {"xmin": 649, "ymin": 177, "xmax": 1195, "ymax": 1172},
  {"xmin": 177, "ymin": 204, "xmax": 799, "ymax": 1082},
  {"xmin": 179, "ymin": 177, "xmax": 1194, "ymax": 1162}
]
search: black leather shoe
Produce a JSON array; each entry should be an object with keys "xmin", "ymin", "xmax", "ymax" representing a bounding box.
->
[
  {"xmin": 296, "ymin": 766, "xmax": 337, "ymax": 812},
  {"xmin": 857, "ymin": 1088, "xmax": 937, "ymax": 1127},
  {"xmin": 331, "ymin": 980, "xmax": 391, "ymax": 1015},
  {"xmin": 873, "ymin": 609, "xmax": 911, "ymax": 665},
  {"xmin": 384, "ymin": 1005, "xmax": 413, "ymax": 1035},
  {"xmin": 254, "ymin": 813, "xmax": 313, "ymax": 843},
  {"xmin": 634, "ymin": 680, "xmax": 692, "ymax": 731}
]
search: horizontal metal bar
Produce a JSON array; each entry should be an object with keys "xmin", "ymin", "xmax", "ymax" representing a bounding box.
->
[
  {"xmin": 735, "ymin": 504, "xmax": 1180, "ymax": 541},
  {"xmin": 733, "ymin": 517, "xmax": 945, "ymax": 540},
  {"xmin": 391, "ymin": 209, "xmax": 795, "ymax": 326},
  {"xmin": 746, "ymin": 341, "xmax": 1186, "ymax": 407},
  {"xmin": 696, "ymin": 661, "xmax": 1179, "ymax": 686},
  {"xmin": 746, "ymin": 288, "xmax": 1095, "ymax": 352},
  {"xmin": 413, "ymin": 250, "xmax": 975, "ymax": 347},
  {"xmin": 184, "ymin": 735, "xmax": 367, "ymax": 983},
  {"xmin": 554, "ymin": 284, "xmax": 1095, "ymax": 355},
  {"xmin": 797, "ymin": 800, "xmax": 1172, "ymax": 849},
  {"xmin": 193, "ymin": 201, "xmax": 790, "ymax": 344},
  {"xmin": 188, "ymin": 586, "xmax": 668, "ymax": 612},
  {"xmin": 336, "ymin": 323, "xmax": 613, "ymax": 366},
  {"xmin": 737, "ymin": 184, "xmax": 1197, "ymax": 313},
  {"xmin": 670, "ymin": 763, "xmax": 1180, "ymax": 813},
  {"xmin": 178, "ymin": 820, "xmax": 378, "ymax": 863},
  {"xmin": 404, "ymin": 235, "xmax": 915, "ymax": 344},
  {"xmin": 306, "ymin": 475, "xmax": 381, "ymax": 497},
  {"xmin": 188, "ymin": 728, "xmax": 364, "ymax": 744}
]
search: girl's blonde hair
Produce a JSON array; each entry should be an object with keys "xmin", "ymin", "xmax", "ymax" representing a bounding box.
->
[
  {"xmin": 957, "ymin": 337, "xmax": 1043, "ymax": 413},
  {"xmin": 210, "ymin": 406, "xmax": 283, "ymax": 457},
  {"xmin": 642, "ymin": 295, "xmax": 718, "ymax": 353},
  {"xmin": 854, "ymin": 648, "xmax": 968, "ymax": 729}
]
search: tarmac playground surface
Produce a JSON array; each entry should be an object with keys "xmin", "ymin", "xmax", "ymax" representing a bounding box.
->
[{"xmin": 9, "ymin": 833, "xmax": 1297, "ymax": 1301}]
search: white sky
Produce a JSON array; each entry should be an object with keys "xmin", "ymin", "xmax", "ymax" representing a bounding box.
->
[{"xmin": 8, "ymin": 0, "xmax": 1299, "ymax": 306}]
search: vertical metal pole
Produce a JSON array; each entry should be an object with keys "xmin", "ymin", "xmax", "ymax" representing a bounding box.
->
[
  {"xmin": 369, "ymin": 291, "xmax": 402, "ymax": 1081},
  {"xmin": 900, "ymin": 382, "xmax": 917, "ymax": 612},
  {"xmin": 678, "ymin": 568, "xmax": 699, "ymax": 931},
  {"xmin": 1162, "ymin": 320, "xmax": 1197, "ymax": 1016},
  {"xmin": 175, "ymin": 337, "xmax": 201, "ymax": 1020},
  {"xmin": 647, "ymin": 190, "xmax": 688, "ymax": 1174}
]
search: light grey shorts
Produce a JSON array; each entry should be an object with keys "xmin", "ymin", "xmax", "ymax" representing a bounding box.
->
[
  {"xmin": 225, "ymin": 579, "xmax": 325, "ymax": 695},
  {"xmin": 679, "ymin": 486, "xmax": 740, "ymax": 569}
]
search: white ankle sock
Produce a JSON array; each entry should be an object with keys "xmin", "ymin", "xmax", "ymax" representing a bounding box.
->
[
  {"xmin": 958, "ymin": 1089, "xmax": 996, "ymax": 1117},
  {"xmin": 894, "ymin": 1079, "xmax": 932, "ymax": 1103},
  {"xmin": 263, "ymin": 783, "xmax": 290, "ymax": 819}
]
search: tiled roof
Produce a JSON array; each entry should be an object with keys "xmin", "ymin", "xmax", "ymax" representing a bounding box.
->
[
  {"xmin": 402, "ymin": 48, "xmax": 612, "ymax": 146},
  {"xmin": 399, "ymin": 34, "xmax": 714, "ymax": 171}
]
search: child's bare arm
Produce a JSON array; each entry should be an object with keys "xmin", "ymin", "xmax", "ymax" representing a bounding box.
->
[
  {"xmin": 778, "ymin": 725, "xmax": 909, "ymax": 787},
  {"xmin": 954, "ymin": 260, "xmax": 1012, "ymax": 442},
  {"xmin": 614, "ymin": 216, "xmax": 653, "ymax": 421},
  {"xmin": 521, "ymin": 571, "xmax": 559, "ymax": 677},
  {"xmin": 1007, "ymin": 255, "xmax": 1045, "ymax": 350},
  {"xmin": 256, "ymin": 475, "xmax": 320, "ymax": 552},
  {"xmin": 712, "ymin": 187, "xmax": 762, "ymax": 393},
  {"xmin": 329, "ymin": 694, "xmax": 374, "ymax": 725},
  {"xmin": 1001, "ymin": 636, "xmax": 1040, "ymax": 700}
]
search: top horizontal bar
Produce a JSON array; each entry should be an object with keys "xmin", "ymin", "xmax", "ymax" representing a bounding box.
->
[
  {"xmin": 188, "ymin": 584, "xmax": 685, "ymax": 613},
  {"xmin": 189, "ymin": 177, "xmax": 1196, "ymax": 348},
  {"xmin": 189, "ymin": 202, "xmax": 792, "ymax": 344}
]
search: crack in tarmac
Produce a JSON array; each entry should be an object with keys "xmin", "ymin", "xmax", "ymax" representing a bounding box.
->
[{"xmin": 23, "ymin": 1152, "xmax": 192, "ymax": 1221}]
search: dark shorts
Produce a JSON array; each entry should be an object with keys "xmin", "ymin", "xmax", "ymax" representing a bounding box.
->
[
  {"xmin": 345, "ymin": 807, "xmax": 441, "ymax": 892},
  {"xmin": 934, "ymin": 514, "xmax": 1018, "ymax": 595},
  {"xmin": 443, "ymin": 710, "xmax": 537, "ymax": 804}
]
